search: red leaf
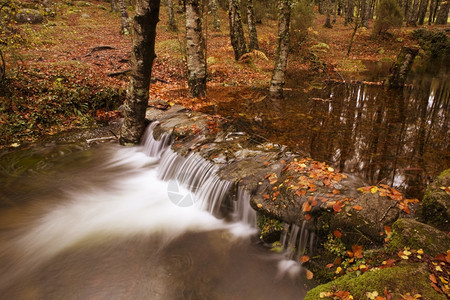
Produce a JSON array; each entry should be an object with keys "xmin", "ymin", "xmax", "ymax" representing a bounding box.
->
[
  {"xmin": 302, "ymin": 201, "xmax": 312, "ymax": 212},
  {"xmin": 333, "ymin": 201, "xmax": 342, "ymax": 212},
  {"xmin": 334, "ymin": 230, "xmax": 343, "ymax": 238}
]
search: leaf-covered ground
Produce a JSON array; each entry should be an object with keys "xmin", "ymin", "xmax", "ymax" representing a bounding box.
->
[{"xmin": 1, "ymin": 0, "xmax": 445, "ymax": 147}]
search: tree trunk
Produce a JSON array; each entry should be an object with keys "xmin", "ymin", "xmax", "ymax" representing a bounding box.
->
[
  {"xmin": 406, "ymin": 0, "xmax": 420, "ymax": 25},
  {"xmin": 435, "ymin": 0, "xmax": 449, "ymax": 24},
  {"xmin": 345, "ymin": 0, "xmax": 354, "ymax": 25},
  {"xmin": 247, "ymin": 0, "xmax": 259, "ymax": 50},
  {"xmin": 428, "ymin": 0, "xmax": 437, "ymax": 24},
  {"xmin": 111, "ymin": 0, "xmax": 118, "ymax": 12},
  {"xmin": 325, "ymin": 0, "xmax": 333, "ymax": 27},
  {"xmin": 228, "ymin": 0, "xmax": 248, "ymax": 60},
  {"xmin": 361, "ymin": 0, "xmax": 369, "ymax": 27},
  {"xmin": 119, "ymin": 0, "xmax": 161, "ymax": 145},
  {"xmin": 118, "ymin": 0, "xmax": 130, "ymax": 35},
  {"xmin": 186, "ymin": 0, "xmax": 207, "ymax": 97},
  {"xmin": 168, "ymin": 0, "xmax": 177, "ymax": 30},
  {"xmin": 269, "ymin": 0, "xmax": 291, "ymax": 97},
  {"xmin": 386, "ymin": 46, "xmax": 419, "ymax": 89},
  {"xmin": 417, "ymin": 0, "xmax": 429, "ymax": 24},
  {"xmin": 209, "ymin": 0, "xmax": 220, "ymax": 30}
]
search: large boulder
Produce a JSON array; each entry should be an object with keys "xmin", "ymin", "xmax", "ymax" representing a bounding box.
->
[
  {"xmin": 15, "ymin": 9, "xmax": 44, "ymax": 24},
  {"xmin": 418, "ymin": 169, "xmax": 450, "ymax": 231},
  {"xmin": 387, "ymin": 218, "xmax": 450, "ymax": 256}
]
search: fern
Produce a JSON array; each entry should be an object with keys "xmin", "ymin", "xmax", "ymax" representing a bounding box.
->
[{"xmin": 238, "ymin": 50, "xmax": 269, "ymax": 63}]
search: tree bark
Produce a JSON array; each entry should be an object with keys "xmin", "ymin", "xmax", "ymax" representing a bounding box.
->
[
  {"xmin": 269, "ymin": 0, "xmax": 291, "ymax": 97},
  {"xmin": 345, "ymin": 0, "xmax": 354, "ymax": 25},
  {"xmin": 118, "ymin": 0, "xmax": 130, "ymax": 35},
  {"xmin": 119, "ymin": 0, "xmax": 161, "ymax": 145},
  {"xmin": 435, "ymin": 0, "xmax": 449, "ymax": 24},
  {"xmin": 247, "ymin": 0, "xmax": 259, "ymax": 50},
  {"xmin": 417, "ymin": 0, "xmax": 429, "ymax": 24},
  {"xmin": 168, "ymin": 0, "xmax": 177, "ymax": 30},
  {"xmin": 386, "ymin": 46, "xmax": 419, "ymax": 89},
  {"xmin": 228, "ymin": 0, "xmax": 248, "ymax": 60},
  {"xmin": 361, "ymin": 0, "xmax": 369, "ymax": 27},
  {"xmin": 209, "ymin": 0, "xmax": 220, "ymax": 30},
  {"xmin": 325, "ymin": 0, "xmax": 333, "ymax": 27},
  {"xmin": 186, "ymin": 0, "xmax": 207, "ymax": 97}
]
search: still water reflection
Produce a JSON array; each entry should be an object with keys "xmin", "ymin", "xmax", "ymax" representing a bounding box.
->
[{"xmin": 202, "ymin": 62, "xmax": 449, "ymax": 198}]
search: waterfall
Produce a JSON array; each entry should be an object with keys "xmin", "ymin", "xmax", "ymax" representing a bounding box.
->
[{"xmin": 141, "ymin": 122, "xmax": 313, "ymax": 258}]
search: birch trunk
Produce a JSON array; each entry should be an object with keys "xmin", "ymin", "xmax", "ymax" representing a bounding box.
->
[
  {"xmin": 118, "ymin": 0, "xmax": 130, "ymax": 35},
  {"xmin": 119, "ymin": 0, "xmax": 161, "ymax": 145},
  {"xmin": 247, "ymin": 0, "xmax": 259, "ymax": 50},
  {"xmin": 228, "ymin": 0, "xmax": 248, "ymax": 60},
  {"xmin": 269, "ymin": 0, "xmax": 291, "ymax": 97},
  {"xmin": 186, "ymin": 0, "xmax": 207, "ymax": 97}
]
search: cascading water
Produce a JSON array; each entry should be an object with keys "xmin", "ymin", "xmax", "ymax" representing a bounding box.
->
[{"xmin": 0, "ymin": 122, "xmax": 311, "ymax": 299}]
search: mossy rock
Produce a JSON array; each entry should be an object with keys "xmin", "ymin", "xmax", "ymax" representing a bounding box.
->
[
  {"xmin": 15, "ymin": 9, "xmax": 44, "ymax": 24},
  {"xmin": 304, "ymin": 263, "xmax": 446, "ymax": 300},
  {"xmin": 387, "ymin": 218, "xmax": 450, "ymax": 256},
  {"xmin": 418, "ymin": 169, "xmax": 450, "ymax": 231}
]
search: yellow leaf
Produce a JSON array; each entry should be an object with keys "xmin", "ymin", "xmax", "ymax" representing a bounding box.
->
[
  {"xmin": 403, "ymin": 250, "xmax": 411, "ymax": 256},
  {"xmin": 336, "ymin": 267, "xmax": 342, "ymax": 274},
  {"xmin": 436, "ymin": 265, "xmax": 443, "ymax": 272},
  {"xmin": 417, "ymin": 249, "xmax": 424, "ymax": 255},
  {"xmin": 327, "ymin": 167, "xmax": 334, "ymax": 172},
  {"xmin": 370, "ymin": 186, "xmax": 379, "ymax": 193},
  {"xmin": 401, "ymin": 255, "xmax": 409, "ymax": 260},
  {"xmin": 257, "ymin": 203, "xmax": 263, "ymax": 208}
]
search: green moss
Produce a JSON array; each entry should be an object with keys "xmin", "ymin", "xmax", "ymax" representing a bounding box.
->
[
  {"xmin": 387, "ymin": 218, "xmax": 450, "ymax": 256},
  {"xmin": 257, "ymin": 214, "xmax": 283, "ymax": 243},
  {"xmin": 304, "ymin": 263, "xmax": 446, "ymax": 300}
]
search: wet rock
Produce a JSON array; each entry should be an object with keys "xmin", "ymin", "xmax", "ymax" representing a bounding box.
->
[
  {"xmin": 387, "ymin": 218, "xmax": 450, "ymax": 256},
  {"xmin": 15, "ymin": 9, "xmax": 44, "ymax": 24},
  {"xmin": 418, "ymin": 169, "xmax": 450, "ymax": 231},
  {"xmin": 330, "ymin": 193, "xmax": 401, "ymax": 245}
]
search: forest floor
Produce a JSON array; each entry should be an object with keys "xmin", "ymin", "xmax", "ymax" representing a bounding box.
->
[{"xmin": 0, "ymin": 0, "xmax": 446, "ymax": 147}]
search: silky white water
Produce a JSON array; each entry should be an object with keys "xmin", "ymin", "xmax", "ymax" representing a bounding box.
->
[{"xmin": 0, "ymin": 134, "xmax": 309, "ymax": 299}]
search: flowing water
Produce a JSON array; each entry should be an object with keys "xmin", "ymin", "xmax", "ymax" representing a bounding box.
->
[{"xmin": 0, "ymin": 126, "xmax": 309, "ymax": 299}]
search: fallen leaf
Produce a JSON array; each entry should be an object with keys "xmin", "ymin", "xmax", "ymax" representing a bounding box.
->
[
  {"xmin": 300, "ymin": 255, "xmax": 310, "ymax": 263},
  {"xmin": 325, "ymin": 263, "xmax": 334, "ymax": 268},
  {"xmin": 334, "ymin": 230, "xmax": 343, "ymax": 238},
  {"xmin": 430, "ymin": 273, "xmax": 437, "ymax": 284},
  {"xmin": 296, "ymin": 190, "xmax": 306, "ymax": 196},
  {"xmin": 333, "ymin": 201, "xmax": 343, "ymax": 212},
  {"xmin": 302, "ymin": 201, "xmax": 312, "ymax": 212},
  {"xmin": 306, "ymin": 270, "xmax": 314, "ymax": 280},
  {"xmin": 352, "ymin": 244, "xmax": 363, "ymax": 258},
  {"xmin": 305, "ymin": 214, "xmax": 311, "ymax": 220},
  {"xmin": 352, "ymin": 205, "xmax": 363, "ymax": 211}
]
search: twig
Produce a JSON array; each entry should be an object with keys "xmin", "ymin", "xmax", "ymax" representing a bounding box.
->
[
  {"xmin": 107, "ymin": 69, "xmax": 131, "ymax": 76},
  {"xmin": 379, "ymin": 203, "xmax": 397, "ymax": 222},
  {"xmin": 84, "ymin": 46, "xmax": 116, "ymax": 57}
]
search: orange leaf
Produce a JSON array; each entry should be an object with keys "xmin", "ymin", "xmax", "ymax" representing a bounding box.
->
[
  {"xmin": 300, "ymin": 255, "xmax": 310, "ymax": 263},
  {"xmin": 334, "ymin": 230, "xmax": 343, "ymax": 238},
  {"xmin": 306, "ymin": 270, "xmax": 314, "ymax": 280},
  {"xmin": 429, "ymin": 273, "xmax": 437, "ymax": 284},
  {"xmin": 332, "ymin": 189, "xmax": 340, "ymax": 194},
  {"xmin": 333, "ymin": 201, "xmax": 342, "ymax": 212},
  {"xmin": 375, "ymin": 297, "xmax": 387, "ymax": 300},
  {"xmin": 352, "ymin": 244, "xmax": 363, "ymax": 258},
  {"xmin": 296, "ymin": 190, "xmax": 306, "ymax": 196},
  {"xmin": 325, "ymin": 263, "xmax": 334, "ymax": 268},
  {"xmin": 352, "ymin": 205, "xmax": 363, "ymax": 211},
  {"xmin": 384, "ymin": 225, "xmax": 392, "ymax": 235},
  {"xmin": 305, "ymin": 214, "xmax": 312, "ymax": 220},
  {"xmin": 264, "ymin": 194, "xmax": 270, "ymax": 200},
  {"xmin": 302, "ymin": 201, "xmax": 312, "ymax": 212}
]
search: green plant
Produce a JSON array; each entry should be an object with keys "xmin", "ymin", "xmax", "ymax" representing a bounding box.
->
[
  {"xmin": 373, "ymin": 0, "xmax": 403, "ymax": 36},
  {"xmin": 323, "ymin": 233, "xmax": 346, "ymax": 257},
  {"xmin": 290, "ymin": 0, "xmax": 315, "ymax": 47}
]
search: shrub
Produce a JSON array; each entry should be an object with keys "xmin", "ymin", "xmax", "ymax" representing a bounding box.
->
[
  {"xmin": 373, "ymin": 0, "xmax": 403, "ymax": 36},
  {"xmin": 290, "ymin": 0, "xmax": 315, "ymax": 47}
]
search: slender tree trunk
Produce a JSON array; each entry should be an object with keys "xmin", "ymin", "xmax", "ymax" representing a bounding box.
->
[
  {"xmin": 333, "ymin": 0, "xmax": 338, "ymax": 23},
  {"xmin": 407, "ymin": 0, "xmax": 420, "ymax": 25},
  {"xmin": 345, "ymin": 0, "xmax": 354, "ymax": 25},
  {"xmin": 436, "ymin": 0, "xmax": 449, "ymax": 24},
  {"xmin": 386, "ymin": 46, "xmax": 419, "ymax": 89},
  {"xmin": 247, "ymin": 0, "xmax": 259, "ymax": 50},
  {"xmin": 118, "ymin": 0, "xmax": 130, "ymax": 35},
  {"xmin": 428, "ymin": 0, "xmax": 437, "ymax": 24},
  {"xmin": 209, "ymin": 0, "xmax": 220, "ymax": 30},
  {"xmin": 269, "ymin": 0, "xmax": 291, "ymax": 97},
  {"xmin": 168, "ymin": 0, "xmax": 177, "ymax": 30},
  {"xmin": 347, "ymin": 19, "xmax": 359, "ymax": 56},
  {"xmin": 325, "ymin": 0, "xmax": 333, "ymax": 27},
  {"xmin": 417, "ymin": 0, "xmax": 429, "ymax": 24},
  {"xmin": 186, "ymin": 0, "xmax": 207, "ymax": 97},
  {"xmin": 111, "ymin": 0, "xmax": 119, "ymax": 11},
  {"xmin": 119, "ymin": 0, "xmax": 161, "ymax": 145},
  {"xmin": 361, "ymin": 0, "xmax": 369, "ymax": 27},
  {"xmin": 228, "ymin": 0, "xmax": 248, "ymax": 60}
]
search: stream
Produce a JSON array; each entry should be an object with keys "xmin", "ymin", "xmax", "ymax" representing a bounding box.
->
[{"xmin": 0, "ymin": 130, "xmax": 308, "ymax": 299}]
